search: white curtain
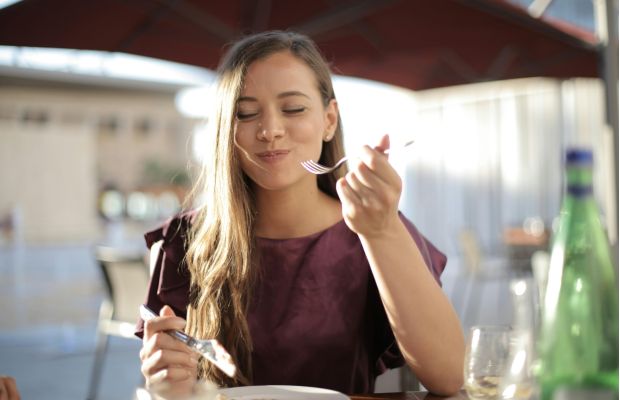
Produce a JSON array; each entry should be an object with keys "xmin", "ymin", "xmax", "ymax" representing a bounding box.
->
[{"xmin": 394, "ymin": 78, "xmax": 610, "ymax": 258}]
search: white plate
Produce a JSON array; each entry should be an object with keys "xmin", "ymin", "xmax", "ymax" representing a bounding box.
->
[{"xmin": 219, "ymin": 385, "xmax": 349, "ymax": 399}]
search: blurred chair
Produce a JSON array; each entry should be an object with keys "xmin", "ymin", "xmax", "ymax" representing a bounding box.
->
[
  {"xmin": 452, "ymin": 229, "xmax": 514, "ymax": 328},
  {"xmin": 87, "ymin": 246, "xmax": 148, "ymax": 400}
]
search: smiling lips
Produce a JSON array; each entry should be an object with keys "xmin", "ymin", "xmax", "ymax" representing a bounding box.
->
[{"xmin": 256, "ymin": 150, "xmax": 290, "ymax": 163}]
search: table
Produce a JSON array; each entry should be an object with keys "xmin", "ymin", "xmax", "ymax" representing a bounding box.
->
[
  {"xmin": 350, "ymin": 390, "xmax": 469, "ymax": 399},
  {"xmin": 502, "ymin": 227, "xmax": 549, "ymax": 272}
]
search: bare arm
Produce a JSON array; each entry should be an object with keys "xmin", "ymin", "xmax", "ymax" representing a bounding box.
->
[
  {"xmin": 359, "ymin": 220, "xmax": 465, "ymax": 395},
  {"xmin": 336, "ymin": 135, "xmax": 465, "ymax": 395}
]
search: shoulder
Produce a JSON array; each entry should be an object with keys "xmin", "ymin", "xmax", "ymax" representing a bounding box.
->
[
  {"xmin": 145, "ymin": 209, "xmax": 198, "ymax": 249},
  {"xmin": 144, "ymin": 209, "xmax": 199, "ymax": 272}
]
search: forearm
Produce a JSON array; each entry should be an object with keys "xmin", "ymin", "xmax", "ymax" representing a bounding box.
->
[{"xmin": 359, "ymin": 219, "xmax": 465, "ymax": 395}]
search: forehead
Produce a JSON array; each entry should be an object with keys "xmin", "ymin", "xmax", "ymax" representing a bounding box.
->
[{"xmin": 241, "ymin": 51, "xmax": 320, "ymax": 96}]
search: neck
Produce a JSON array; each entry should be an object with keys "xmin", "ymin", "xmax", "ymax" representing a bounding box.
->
[{"xmin": 254, "ymin": 183, "xmax": 342, "ymax": 239}]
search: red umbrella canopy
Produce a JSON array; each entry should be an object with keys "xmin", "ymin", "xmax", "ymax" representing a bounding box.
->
[{"xmin": 0, "ymin": 0, "xmax": 600, "ymax": 90}]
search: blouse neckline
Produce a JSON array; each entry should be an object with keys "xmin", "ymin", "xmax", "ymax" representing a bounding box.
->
[{"xmin": 256, "ymin": 218, "xmax": 347, "ymax": 243}]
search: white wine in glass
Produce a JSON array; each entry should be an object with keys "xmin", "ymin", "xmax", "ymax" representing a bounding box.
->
[{"xmin": 464, "ymin": 325, "xmax": 511, "ymax": 400}]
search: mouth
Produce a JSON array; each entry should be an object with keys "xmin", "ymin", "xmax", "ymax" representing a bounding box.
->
[{"xmin": 256, "ymin": 150, "xmax": 290, "ymax": 162}]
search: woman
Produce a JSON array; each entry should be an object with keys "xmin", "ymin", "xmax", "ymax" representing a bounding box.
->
[{"xmin": 137, "ymin": 30, "xmax": 464, "ymax": 396}]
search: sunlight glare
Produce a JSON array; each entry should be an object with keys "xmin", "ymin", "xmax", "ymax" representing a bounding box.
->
[{"xmin": 0, "ymin": 0, "xmax": 21, "ymax": 10}]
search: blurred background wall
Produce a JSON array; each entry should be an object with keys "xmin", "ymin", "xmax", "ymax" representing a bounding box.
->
[{"xmin": 0, "ymin": 74, "xmax": 201, "ymax": 244}]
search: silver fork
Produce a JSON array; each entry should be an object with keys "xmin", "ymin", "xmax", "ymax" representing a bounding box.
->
[
  {"xmin": 301, "ymin": 139, "xmax": 414, "ymax": 174},
  {"xmin": 139, "ymin": 304, "xmax": 251, "ymax": 385}
]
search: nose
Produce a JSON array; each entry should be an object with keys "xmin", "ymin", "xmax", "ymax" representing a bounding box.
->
[{"xmin": 257, "ymin": 111, "xmax": 285, "ymax": 141}]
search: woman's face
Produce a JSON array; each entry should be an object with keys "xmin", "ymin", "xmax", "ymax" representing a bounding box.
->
[{"xmin": 234, "ymin": 50, "xmax": 338, "ymax": 192}]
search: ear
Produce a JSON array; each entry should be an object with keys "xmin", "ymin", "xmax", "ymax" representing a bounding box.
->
[{"xmin": 323, "ymin": 99, "xmax": 339, "ymax": 141}]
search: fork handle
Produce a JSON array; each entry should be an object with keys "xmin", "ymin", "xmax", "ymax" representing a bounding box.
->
[
  {"xmin": 167, "ymin": 329, "xmax": 192, "ymax": 345},
  {"xmin": 140, "ymin": 304, "xmax": 191, "ymax": 344},
  {"xmin": 384, "ymin": 139, "xmax": 414, "ymax": 154}
]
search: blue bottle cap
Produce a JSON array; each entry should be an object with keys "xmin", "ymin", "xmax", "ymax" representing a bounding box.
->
[{"xmin": 566, "ymin": 148, "xmax": 593, "ymax": 165}]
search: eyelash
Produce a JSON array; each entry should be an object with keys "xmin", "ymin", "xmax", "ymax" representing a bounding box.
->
[
  {"xmin": 236, "ymin": 112, "xmax": 258, "ymax": 121},
  {"xmin": 236, "ymin": 107, "xmax": 306, "ymax": 121},
  {"xmin": 283, "ymin": 107, "xmax": 305, "ymax": 114}
]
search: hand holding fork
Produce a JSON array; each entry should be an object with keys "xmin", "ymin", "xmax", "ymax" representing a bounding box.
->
[
  {"xmin": 333, "ymin": 134, "xmax": 407, "ymax": 237},
  {"xmin": 139, "ymin": 304, "xmax": 250, "ymax": 388},
  {"xmin": 301, "ymin": 139, "xmax": 413, "ymax": 174}
]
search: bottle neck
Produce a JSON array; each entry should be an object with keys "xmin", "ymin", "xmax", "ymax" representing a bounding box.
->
[{"xmin": 566, "ymin": 164, "xmax": 593, "ymax": 197}]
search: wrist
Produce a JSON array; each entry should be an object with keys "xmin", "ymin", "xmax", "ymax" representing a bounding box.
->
[{"xmin": 358, "ymin": 214, "xmax": 404, "ymax": 242}]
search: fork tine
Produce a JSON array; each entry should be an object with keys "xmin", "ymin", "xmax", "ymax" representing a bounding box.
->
[
  {"xmin": 305, "ymin": 162, "xmax": 323, "ymax": 174},
  {"xmin": 301, "ymin": 160, "xmax": 331, "ymax": 174},
  {"xmin": 312, "ymin": 161, "xmax": 332, "ymax": 174},
  {"xmin": 301, "ymin": 158, "xmax": 346, "ymax": 174},
  {"xmin": 303, "ymin": 162, "xmax": 319, "ymax": 174},
  {"xmin": 311, "ymin": 162, "xmax": 331, "ymax": 173},
  {"xmin": 301, "ymin": 139, "xmax": 415, "ymax": 174}
]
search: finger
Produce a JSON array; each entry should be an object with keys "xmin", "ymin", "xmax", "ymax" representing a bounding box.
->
[
  {"xmin": 345, "ymin": 170, "xmax": 377, "ymax": 209},
  {"xmin": 142, "ymin": 348, "xmax": 199, "ymax": 377},
  {"xmin": 345, "ymin": 168, "xmax": 371, "ymax": 195},
  {"xmin": 0, "ymin": 377, "xmax": 19, "ymax": 400},
  {"xmin": 143, "ymin": 331, "xmax": 193, "ymax": 361},
  {"xmin": 160, "ymin": 305, "xmax": 176, "ymax": 317},
  {"xmin": 349, "ymin": 161, "xmax": 386, "ymax": 193},
  {"xmin": 374, "ymin": 133, "xmax": 390, "ymax": 153},
  {"xmin": 148, "ymin": 365, "xmax": 195, "ymax": 385},
  {"xmin": 336, "ymin": 177, "xmax": 362, "ymax": 207},
  {"xmin": 4, "ymin": 377, "xmax": 19, "ymax": 400},
  {"xmin": 358, "ymin": 145, "xmax": 401, "ymax": 187},
  {"xmin": 141, "ymin": 330, "xmax": 193, "ymax": 364},
  {"xmin": 143, "ymin": 308, "xmax": 186, "ymax": 341}
]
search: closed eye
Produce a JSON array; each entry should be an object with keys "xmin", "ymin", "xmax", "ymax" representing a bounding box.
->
[
  {"xmin": 236, "ymin": 112, "xmax": 258, "ymax": 121},
  {"xmin": 283, "ymin": 107, "xmax": 306, "ymax": 115}
]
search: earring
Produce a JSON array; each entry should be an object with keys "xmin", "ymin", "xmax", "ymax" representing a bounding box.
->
[{"xmin": 324, "ymin": 133, "xmax": 333, "ymax": 141}]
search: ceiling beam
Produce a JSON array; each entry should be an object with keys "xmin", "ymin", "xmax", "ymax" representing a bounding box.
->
[
  {"xmin": 152, "ymin": 0, "xmax": 239, "ymax": 43},
  {"xmin": 291, "ymin": 0, "xmax": 398, "ymax": 37},
  {"xmin": 117, "ymin": 1, "xmax": 171, "ymax": 51},
  {"xmin": 323, "ymin": 0, "xmax": 385, "ymax": 52},
  {"xmin": 456, "ymin": 0, "xmax": 599, "ymax": 51}
]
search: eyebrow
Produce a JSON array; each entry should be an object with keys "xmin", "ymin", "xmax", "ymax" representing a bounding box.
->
[{"xmin": 237, "ymin": 91, "xmax": 311, "ymax": 102}]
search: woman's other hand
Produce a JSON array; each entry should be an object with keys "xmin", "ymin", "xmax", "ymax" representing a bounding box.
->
[
  {"xmin": 139, "ymin": 305, "xmax": 199, "ymax": 394},
  {"xmin": 0, "ymin": 376, "xmax": 20, "ymax": 400},
  {"xmin": 336, "ymin": 134, "xmax": 402, "ymax": 238}
]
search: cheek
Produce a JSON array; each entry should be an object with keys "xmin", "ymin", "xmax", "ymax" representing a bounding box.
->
[
  {"xmin": 291, "ymin": 118, "xmax": 324, "ymax": 142},
  {"xmin": 234, "ymin": 124, "xmax": 254, "ymax": 150}
]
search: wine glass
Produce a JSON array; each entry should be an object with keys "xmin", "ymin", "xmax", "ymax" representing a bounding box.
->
[
  {"xmin": 464, "ymin": 325, "xmax": 512, "ymax": 400},
  {"xmin": 498, "ymin": 278, "xmax": 539, "ymax": 400}
]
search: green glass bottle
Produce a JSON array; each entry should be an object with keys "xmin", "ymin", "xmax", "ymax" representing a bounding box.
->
[{"xmin": 537, "ymin": 148, "xmax": 618, "ymax": 400}]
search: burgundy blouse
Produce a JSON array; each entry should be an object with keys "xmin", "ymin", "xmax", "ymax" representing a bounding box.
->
[{"xmin": 135, "ymin": 211, "xmax": 447, "ymax": 394}]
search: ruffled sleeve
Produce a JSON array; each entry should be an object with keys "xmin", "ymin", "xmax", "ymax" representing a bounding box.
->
[
  {"xmin": 400, "ymin": 212, "xmax": 447, "ymax": 286},
  {"xmin": 134, "ymin": 210, "xmax": 196, "ymax": 338}
]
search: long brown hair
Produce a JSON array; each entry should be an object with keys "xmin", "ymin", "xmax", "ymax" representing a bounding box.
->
[{"xmin": 184, "ymin": 30, "xmax": 346, "ymax": 386}]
